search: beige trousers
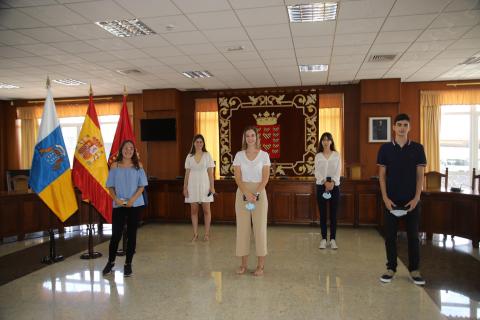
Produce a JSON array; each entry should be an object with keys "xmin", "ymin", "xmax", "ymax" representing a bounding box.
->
[{"xmin": 235, "ymin": 182, "xmax": 268, "ymax": 257}]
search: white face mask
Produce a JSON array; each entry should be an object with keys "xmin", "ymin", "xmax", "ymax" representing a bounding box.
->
[
  {"xmin": 322, "ymin": 192, "xmax": 331, "ymax": 200},
  {"xmin": 390, "ymin": 209, "xmax": 408, "ymax": 217},
  {"xmin": 245, "ymin": 202, "xmax": 256, "ymax": 211}
]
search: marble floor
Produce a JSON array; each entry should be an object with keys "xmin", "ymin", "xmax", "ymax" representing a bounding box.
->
[{"xmin": 0, "ymin": 224, "xmax": 478, "ymax": 320}]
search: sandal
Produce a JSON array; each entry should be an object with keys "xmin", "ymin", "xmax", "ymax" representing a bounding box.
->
[
  {"xmin": 236, "ymin": 266, "xmax": 247, "ymax": 275},
  {"xmin": 253, "ymin": 265, "xmax": 264, "ymax": 276},
  {"xmin": 191, "ymin": 234, "xmax": 198, "ymax": 242}
]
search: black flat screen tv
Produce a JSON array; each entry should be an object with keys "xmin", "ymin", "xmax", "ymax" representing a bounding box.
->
[{"xmin": 141, "ymin": 118, "xmax": 176, "ymax": 141}]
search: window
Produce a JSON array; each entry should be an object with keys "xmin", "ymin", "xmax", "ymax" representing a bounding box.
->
[
  {"xmin": 57, "ymin": 115, "xmax": 120, "ymax": 166},
  {"xmin": 318, "ymin": 94, "xmax": 344, "ymax": 173},
  {"xmin": 194, "ymin": 99, "xmax": 220, "ymax": 179},
  {"xmin": 440, "ymin": 104, "xmax": 480, "ymax": 188}
]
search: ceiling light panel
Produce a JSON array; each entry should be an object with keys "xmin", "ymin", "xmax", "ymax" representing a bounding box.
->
[
  {"xmin": 52, "ymin": 79, "xmax": 87, "ymax": 86},
  {"xmin": 182, "ymin": 71, "xmax": 213, "ymax": 79},
  {"xmin": 288, "ymin": 2, "xmax": 338, "ymax": 23},
  {"xmin": 95, "ymin": 19, "xmax": 156, "ymax": 37},
  {"xmin": 299, "ymin": 64, "xmax": 329, "ymax": 72},
  {"xmin": 0, "ymin": 82, "xmax": 20, "ymax": 89}
]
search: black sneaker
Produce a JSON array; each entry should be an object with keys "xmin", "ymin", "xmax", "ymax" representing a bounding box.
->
[
  {"xmin": 410, "ymin": 270, "xmax": 426, "ymax": 286},
  {"xmin": 102, "ymin": 261, "xmax": 114, "ymax": 275},
  {"xmin": 380, "ymin": 269, "xmax": 395, "ymax": 283},
  {"xmin": 124, "ymin": 264, "xmax": 132, "ymax": 277}
]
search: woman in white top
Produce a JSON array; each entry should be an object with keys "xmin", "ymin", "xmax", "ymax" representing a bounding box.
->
[
  {"xmin": 183, "ymin": 134, "xmax": 216, "ymax": 241},
  {"xmin": 233, "ymin": 126, "xmax": 270, "ymax": 276},
  {"xmin": 314, "ymin": 132, "xmax": 341, "ymax": 250}
]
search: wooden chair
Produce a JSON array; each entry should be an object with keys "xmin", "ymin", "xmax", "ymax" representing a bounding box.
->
[
  {"xmin": 345, "ymin": 163, "xmax": 362, "ymax": 180},
  {"xmin": 473, "ymin": 168, "xmax": 480, "ymax": 192},
  {"xmin": 424, "ymin": 168, "xmax": 448, "ymax": 191},
  {"xmin": 6, "ymin": 169, "xmax": 30, "ymax": 192}
]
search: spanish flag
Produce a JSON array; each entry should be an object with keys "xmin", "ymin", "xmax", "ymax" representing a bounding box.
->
[
  {"xmin": 72, "ymin": 87, "xmax": 112, "ymax": 222},
  {"xmin": 30, "ymin": 79, "xmax": 78, "ymax": 222}
]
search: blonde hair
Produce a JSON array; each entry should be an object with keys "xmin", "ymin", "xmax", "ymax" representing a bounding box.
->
[{"xmin": 241, "ymin": 125, "xmax": 261, "ymax": 150}]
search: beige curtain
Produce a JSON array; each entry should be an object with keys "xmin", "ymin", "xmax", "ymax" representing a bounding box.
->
[
  {"xmin": 18, "ymin": 108, "xmax": 39, "ymax": 169},
  {"xmin": 319, "ymin": 94, "xmax": 344, "ymax": 165},
  {"xmin": 421, "ymin": 89, "xmax": 480, "ymax": 172},
  {"xmin": 195, "ymin": 98, "xmax": 220, "ymax": 179}
]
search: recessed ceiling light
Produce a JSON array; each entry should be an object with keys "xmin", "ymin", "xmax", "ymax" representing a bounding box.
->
[
  {"xmin": 287, "ymin": 2, "xmax": 338, "ymax": 22},
  {"xmin": 95, "ymin": 19, "xmax": 156, "ymax": 37},
  {"xmin": 52, "ymin": 79, "xmax": 87, "ymax": 86},
  {"xmin": 182, "ymin": 71, "xmax": 213, "ymax": 79},
  {"xmin": 299, "ymin": 64, "xmax": 328, "ymax": 72},
  {"xmin": 0, "ymin": 82, "xmax": 20, "ymax": 89}
]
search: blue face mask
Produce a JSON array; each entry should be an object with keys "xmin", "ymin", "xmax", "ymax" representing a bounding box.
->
[
  {"xmin": 322, "ymin": 191, "xmax": 331, "ymax": 200},
  {"xmin": 245, "ymin": 202, "xmax": 256, "ymax": 211}
]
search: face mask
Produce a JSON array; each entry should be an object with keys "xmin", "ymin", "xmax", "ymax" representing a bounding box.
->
[
  {"xmin": 322, "ymin": 192, "xmax": 331, "ymax": 200},
  {"xmin": 245, "ymin": 202, "xmax": 256, "ymax": 211},
  {"xmin": 390, "ymin": 209, "xmax": 407, "ymax": 217}
]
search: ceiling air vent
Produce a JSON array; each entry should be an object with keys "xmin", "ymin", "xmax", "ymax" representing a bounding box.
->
[
  {"xmin": 368, "ymin": 54, "xmax": 396, "ymax": 62},
  {"xmin": 460, "ymin": 56, "xmax": 480, "ymax": 65},
  {"xmin": 116, "ymin": 69, "xmax": 143, "ymax": 75}
]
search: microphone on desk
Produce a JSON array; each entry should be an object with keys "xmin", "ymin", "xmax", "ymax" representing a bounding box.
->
[{"xmin": 450, "ymin": 184, "xmax": 462, "ymax": 192}]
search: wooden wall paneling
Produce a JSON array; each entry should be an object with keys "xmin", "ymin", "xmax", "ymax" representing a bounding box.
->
[
  {"xmin": 271, "ymin": 192, "xmax": 293, "ymax": 223},
  {"xmin": 0, "ymin": 101, "xmax": 20, "ymax": 191},
  {"xmin": 336, "ymin": 193, "xmax": 355, "ymax": 225},
  {"xmin": 142, "ymin": 89, "xmax": 180, "ymax": 111},
  {"xmin": 359, "ymin": 103, "xmax": 398, "ymax": 178},
  {"xmin": 360, "ymin": 79, "xmax": 400, "ymax": 104},
  {"xmin": 358, "ymin": 194, "xmax": 378, "ymax": 225},
  {"xmin": 293, "ymin": 193, "xmax": 313, "ymax": 222},
  {"xmin": 422, "ymin": 196, "xmax": 453, "ymax": 236}
]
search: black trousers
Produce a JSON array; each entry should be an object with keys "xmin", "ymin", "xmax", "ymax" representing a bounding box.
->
[
  {"xmin": 316, "ymin": 185, "xmax": 340, "ymax": 240},
  {"xmin": 384, "ymin": 206, "xmax": 420, "ymax": 272},
  {"xmin": 108, "ymin": 206, "xmax": 141, "ymax": 264}
]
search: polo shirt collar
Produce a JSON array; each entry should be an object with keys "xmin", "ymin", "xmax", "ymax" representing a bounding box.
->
[{"xmin": 392, "ymin": 139, "xmax": 411, "ymax": 147}]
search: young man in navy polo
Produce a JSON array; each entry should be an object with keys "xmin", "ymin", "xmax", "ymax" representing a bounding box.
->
[{"xmin": 377, "ymin": 113, "xmax": 427, "ymax": 285}]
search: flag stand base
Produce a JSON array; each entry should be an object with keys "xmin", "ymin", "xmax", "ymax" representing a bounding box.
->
[
  {"xmin": 80, "ymin": 205, "xmax": 102, "ymax": 259},
  {"xmin": 116, "ymin": 228, "xmax": 127, "ymax": 256},
  {"xmin": 41, "ymin": 229, "xmax": 64, "ymax": 264}
]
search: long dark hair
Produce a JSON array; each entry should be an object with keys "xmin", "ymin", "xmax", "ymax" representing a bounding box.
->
[
  {"xmin": 317, "ymin": 132, "xmax": 336, "ymax": 153},
  {"xmin": 189, "ymin": 134, "xmax": 207, "ymax": 156},
  {"xmin": 116, "ymin": 140, "xmax": 140, "ymax": 169}
]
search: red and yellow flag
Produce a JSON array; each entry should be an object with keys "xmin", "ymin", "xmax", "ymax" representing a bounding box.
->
[
  {"xmin": 108, "ymin": 90, "xmax": 136, "ymax": 167},
  {"xmin": 72, "ymin": 89, "xmax": 112, "ymax": 222}
]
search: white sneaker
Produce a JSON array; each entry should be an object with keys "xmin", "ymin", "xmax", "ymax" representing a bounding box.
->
[
  {"xmin": 330, "ymin": 239, "xmax": 338, "ymax": 250},
  {"xmin": 319, "ymin": 239, "xmax": 327, "ymax": 249}
]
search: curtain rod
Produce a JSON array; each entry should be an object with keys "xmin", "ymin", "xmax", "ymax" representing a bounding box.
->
[
  {"xmin": 446, "ymin": 82, "xmax": 480, "ymax": 87},
  {"xmin": 27, "ymin": 97, "xmax": 113, "ymax": 104}
]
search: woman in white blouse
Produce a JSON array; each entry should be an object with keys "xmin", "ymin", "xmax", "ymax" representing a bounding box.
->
[
  {"xmin": 314, "ymin": 132, "xmax": 341, "ymax": 250},
  {"xmin": 183, "ymin": 134, "xmax": 216, "ymax": 241},
  {"xmin": 233, "ymin": 126, "xmax": 270, "ymax": 276}
]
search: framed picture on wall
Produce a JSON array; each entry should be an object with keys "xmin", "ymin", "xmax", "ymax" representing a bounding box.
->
[{"xmin": 369, "ymin": 117, "xmax": 391, "ymax": 143}]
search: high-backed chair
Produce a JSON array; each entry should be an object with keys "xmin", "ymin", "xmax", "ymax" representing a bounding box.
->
[
  {"xmin": 473, "ymin": 168, "xmax": 480, "ymax": 192},
  {"xmin": 6, "ymin": 169, "xmax": 30, "ymax": 192},
  {"xmin": 424, "ymin": 168, "xmax": 448, "ymax": 190},
  {"xmin": 345, "ymin": 163, "xmax": 362, "ymax": 180}
]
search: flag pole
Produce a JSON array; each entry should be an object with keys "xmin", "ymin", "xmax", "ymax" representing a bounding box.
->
[
  {"xmin": 41, "ymin": 76, "xmax": 65, "ymax": 264},
  {"xmin": 117, "ymin": 85, "xmax": 128, "ymax": 257},
  {"xmin": 80, "ymin": 84, "xmax": 103, "ymax": 260}
]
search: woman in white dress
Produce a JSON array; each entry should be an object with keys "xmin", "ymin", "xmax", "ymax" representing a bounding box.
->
[{"xmin": 183, "ymin": 134, "xmax": 216, "ymax": 241}]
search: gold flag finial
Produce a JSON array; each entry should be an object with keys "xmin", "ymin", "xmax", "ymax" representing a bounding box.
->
[
  {"xmin": 123, "ymin": 85, "xmax": 127, "ymax": 96},
  {"xmin": 46, "ymin": 76, "xmax": 51, "ymax": 89},
  {"xmin": 89, "ymin": 83, "xmax": 93, "ymax": 95}
]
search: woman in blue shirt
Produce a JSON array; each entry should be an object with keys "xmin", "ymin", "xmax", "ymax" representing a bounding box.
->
[{"xmin": 102, "ymin": 140, "xmax": 148, "ymax": 277}]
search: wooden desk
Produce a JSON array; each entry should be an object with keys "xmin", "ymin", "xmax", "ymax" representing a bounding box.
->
[
  {"xmin": 0, "ymin": 190, "xmax": 103, "ymax": 239},
  {"xmin": 421, "ymin": 188, "xmax": 480, "ymax": 248},
  {"xmin": 145, "ymin": 178, "xmax": 381, "ymax": 226}
]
